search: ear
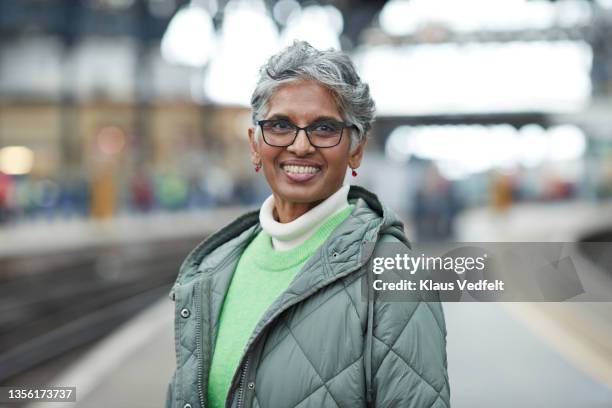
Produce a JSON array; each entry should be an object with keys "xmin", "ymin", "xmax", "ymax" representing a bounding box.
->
[
  {"xmin": 348, "ymin": 138, "xmax": 367, "ymax": 169},
  {"xmin": 248, "ymin": 127, "xmax": 261, "ymax": 165}
]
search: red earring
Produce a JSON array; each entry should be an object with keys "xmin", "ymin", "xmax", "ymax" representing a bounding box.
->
[
  {"xmin": 255, "ymin": 164, "xmax": 261, "ymax": 172},
  {"xmin": 351, "ymin": 168, "xmax": 358, "ymax": 177}
]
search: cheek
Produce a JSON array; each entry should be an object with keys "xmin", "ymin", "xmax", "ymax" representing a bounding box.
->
[
  {"xmin": 260, "ymin": 145, "xmax": 280, "ymax": 165},
  {"xmin": 325, "ymin": 146, "xmax": 350, "ymax": 167},
  {"xmin": 322, "ymin": 151, "xmax": 349, "ymax": 176}
]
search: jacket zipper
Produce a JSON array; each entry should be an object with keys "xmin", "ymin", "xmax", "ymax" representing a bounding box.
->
[
  {"xmin": 235, "ymin": 355, "xmax": 250, "ymax": 408},
  {"xmin": 195, "ymin": 281, "xmax": 206, "ymax": 408}
]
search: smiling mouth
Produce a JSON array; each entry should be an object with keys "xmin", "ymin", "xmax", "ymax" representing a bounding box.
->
[{"xmin": 280, "ymin": 164, "xmax": 321, "ymax": 175}]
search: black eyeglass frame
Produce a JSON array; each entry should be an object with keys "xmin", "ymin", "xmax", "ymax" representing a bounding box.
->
[{"xmin": 256, "ymin": 119, "xmax": 357, "ymax": 148}]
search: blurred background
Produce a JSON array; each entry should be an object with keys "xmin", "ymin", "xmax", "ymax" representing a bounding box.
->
[{"xmin": 0, "ymin": 0, "xmax": 611, "ymax": 407}]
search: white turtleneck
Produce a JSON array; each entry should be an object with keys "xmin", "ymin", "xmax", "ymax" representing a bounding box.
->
[{"xmin": 259, "ymin": 184, "xmax": 350, "ymax": 251}]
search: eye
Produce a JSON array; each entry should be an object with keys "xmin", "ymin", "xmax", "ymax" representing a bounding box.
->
[
  {"xmin": 312, "ymin": 122, "xmax": 341, "ymax": 133},
  {"xmin": 271, "ymin": 120, "xmax": 293, "ymax": 130}
]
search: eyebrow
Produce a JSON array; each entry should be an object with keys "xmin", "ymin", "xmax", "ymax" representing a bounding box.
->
[{"xmin": 266, "ymin": 114, "xmax": 343, "ymax": 123}]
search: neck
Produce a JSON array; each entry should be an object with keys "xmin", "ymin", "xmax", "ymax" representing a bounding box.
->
[
  {"xmin": 272, "ymin": 198, "xmax": 323, "ymax": 223},
  {"xmin": 260, "ymin": 185, "xmax": 350, "ymax": 251}
]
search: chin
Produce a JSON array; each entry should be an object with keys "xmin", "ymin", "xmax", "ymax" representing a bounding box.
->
[{"xmin": 277, "ymin": 183, "xmax": 326, "ymax": 203}]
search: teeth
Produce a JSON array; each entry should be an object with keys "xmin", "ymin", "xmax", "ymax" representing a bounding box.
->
[{"xmin": 282, "ymin": 165, "xmax": 320, "ymax": 174}]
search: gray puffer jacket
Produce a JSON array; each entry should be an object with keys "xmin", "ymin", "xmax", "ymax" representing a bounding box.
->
[{"xmin": 166, "ymin": 185, "xmax": 450, "ymax": 408}]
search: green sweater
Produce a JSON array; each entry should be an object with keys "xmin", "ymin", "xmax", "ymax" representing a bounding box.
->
[{"xmin": 207, "ymin": 205, "xmax": 354, "ymax": 408}]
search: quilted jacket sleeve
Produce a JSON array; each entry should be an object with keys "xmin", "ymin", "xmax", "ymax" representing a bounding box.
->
[{"xmin": 370, "ymin": 237, "xmax": 450, "ymax": 408}]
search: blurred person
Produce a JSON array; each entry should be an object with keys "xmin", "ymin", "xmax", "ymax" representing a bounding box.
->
[
  {"xmin": 130, "ymin": 167, "xmax": 154, "ymax": 212},
  {"xmin": 165, "ymin": 41, "xmax": 449, "ymax": 408},
  {"xmin": 232, "ymin": 176, "xmax": 260, "ymax": 206},
  {"xmin": 491, "ymin": 172, "xmax": 514, "ymax": 212},
  {"xmin": 0, "ymin": 172, "xmax": 14, "ymax": 223},
  {"xmin": 413, "ymin": 164, "xmax": 459, "ymax": 240},
  {"xmin": 90, "ymin": 169, "xmax": 116, "ymax": 219},
  {"xmin": 60, "ymin": 176, "xmax": 90, "ymax": 218},
  {"xmin": 204, "ymin": 166, "xmax": 235, "ymax": 205},
  {"xmin": 156, "ymin": 171, "xmax": 189, "ymax": 210}
]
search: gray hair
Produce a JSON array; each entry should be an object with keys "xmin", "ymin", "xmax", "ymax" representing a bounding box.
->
[{"xmin": 250, "ymin": 40, "xmax": 375, "ymax": 151}]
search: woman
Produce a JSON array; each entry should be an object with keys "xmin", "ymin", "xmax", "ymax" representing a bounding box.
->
[{"xmin": 166, "ymin": 41, "xmax": 449, "ymax": 408}]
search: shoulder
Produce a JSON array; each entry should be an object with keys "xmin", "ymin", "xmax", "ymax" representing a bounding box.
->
[{"xmin": 370, "ymin": 232, "xmax": 445, "ymax": 332}]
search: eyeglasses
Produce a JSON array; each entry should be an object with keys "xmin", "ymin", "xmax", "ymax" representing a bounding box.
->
[{"xmin": 257, "ymin": 119, "xmax": 356, "ymax": 148}]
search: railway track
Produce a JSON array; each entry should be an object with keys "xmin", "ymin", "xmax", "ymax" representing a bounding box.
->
[{"xmin": 0, "ymin": 237, "xmax": 202, "ymax": 383}]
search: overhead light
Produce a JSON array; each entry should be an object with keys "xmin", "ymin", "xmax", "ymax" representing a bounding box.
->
[
  {"xmin": 379, "ymin": 0, "xmax": 590, "ymax": 35},
  {"xmin": 0, "ymin": 146, "xmax": 34, "ymax": 175},
  {"xmin": 547, "ymin": 124, "xmax": 586, "ymax": 161},
  {"xmin": 356, "ymin": 41, "xmax": 592, "ymax": 115},
  {"xmin": 161, "ymin": 5, "xmax": 216, "ymax": 67},
  {"xmin": 280, "ymin": 5, "xmax": 343, "ymax": 50},
  {"xmin": 203, "ymin": 0, "xmax": 279, "ymax": 105},
  {"xmin": 385, "ymin": 124, "xmax": 587, "ymax": 179}
]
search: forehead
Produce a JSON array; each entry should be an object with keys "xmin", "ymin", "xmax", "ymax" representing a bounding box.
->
[{"xmin": 265, "ymin": 80, "xmax": 342, "ymax": 123}]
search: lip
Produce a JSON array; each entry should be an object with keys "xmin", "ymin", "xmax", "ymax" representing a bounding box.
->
[{"xmin": 279, "ymin": 160, "xmax": 323, "ymax": 183}]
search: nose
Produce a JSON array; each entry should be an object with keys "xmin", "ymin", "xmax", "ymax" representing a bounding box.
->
[{"xmin": 287, "ymin": 128, "xmax": 315, "ymax": 155}]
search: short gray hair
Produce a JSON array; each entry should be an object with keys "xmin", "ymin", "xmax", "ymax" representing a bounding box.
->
[{"xmin": 250, "ymin": 40, "xmax": 375, "ymax": 151}]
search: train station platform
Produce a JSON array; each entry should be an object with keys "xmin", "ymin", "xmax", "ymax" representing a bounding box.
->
[{"xmin": 0, "ymin": 207, "xmax": 250, "ymax": 258}]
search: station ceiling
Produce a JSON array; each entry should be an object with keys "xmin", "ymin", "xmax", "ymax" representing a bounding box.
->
[{"xmin": 0, "ymin": 0, "xmax": 388, "ymax": 47}]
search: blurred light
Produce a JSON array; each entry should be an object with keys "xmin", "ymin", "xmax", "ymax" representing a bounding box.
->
[
  {"xmin": 379, "ymin": 0, "xmax": 590, "ymax": 35},
  {"xmin": 161, "ymin": 5, "xmax": 216, "ymax": 67},
  {"xmin": 273, "ymin": 0, "xmax": 300, "ymax": 25},
  {"xmin": 204, "ymin": 0, "xmax": 279, "ymax": 105},
  {"xmin": 436, "ymin": 161, "xmax": 471, "ymax": 181},
  {"xmin": 385, "ymin": 128, "xmax": 413, "ymax": 163},
  {"xmin": 356, "ymin": 41, "xmax": 592, "ymax": 115},
  {"xmin": 556, "ymin": 0, "xmax": 593, "ymax": 28},
  {"xmin": 96, "ymin": 127, "xmax": 126, "ymax": 155},
  {"xmin": 324, "ymin": 5, "xmax": 344, "ymax": 35},
  {"xmin": 596, "ymin": 0, "xmax": 612, "ymax": 8},
  {"xmin": 280, "ymin": 5, "xmax": 343, "ymax": 49},
  {"xmin": 1, "ymin": 38, "xmax": 63, "ymax": 97},
  {"xmin": 379, "ymin": 0, "xmax": 416, "ymax": 36},
  {"xmin": 0, "ymin": 146, "xmax": 34, "ymax": 175},
  {"xmin": 547, "ymin": 124, "xmax": 586, "ymax": 161},
  {"xmin": 518, "ymin": 124, "xmax": 548, "ymax": 167},
  {"xmin": 100, "ymin": 0, "xmax": 136, "ymax": 9},
  {"xmin": 73, "ymin": 38, "xmax": 137, "ymax": 101},
  {"xmin": 385, "ymin": 123, "xmax": 587, "ymax": 179}
]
